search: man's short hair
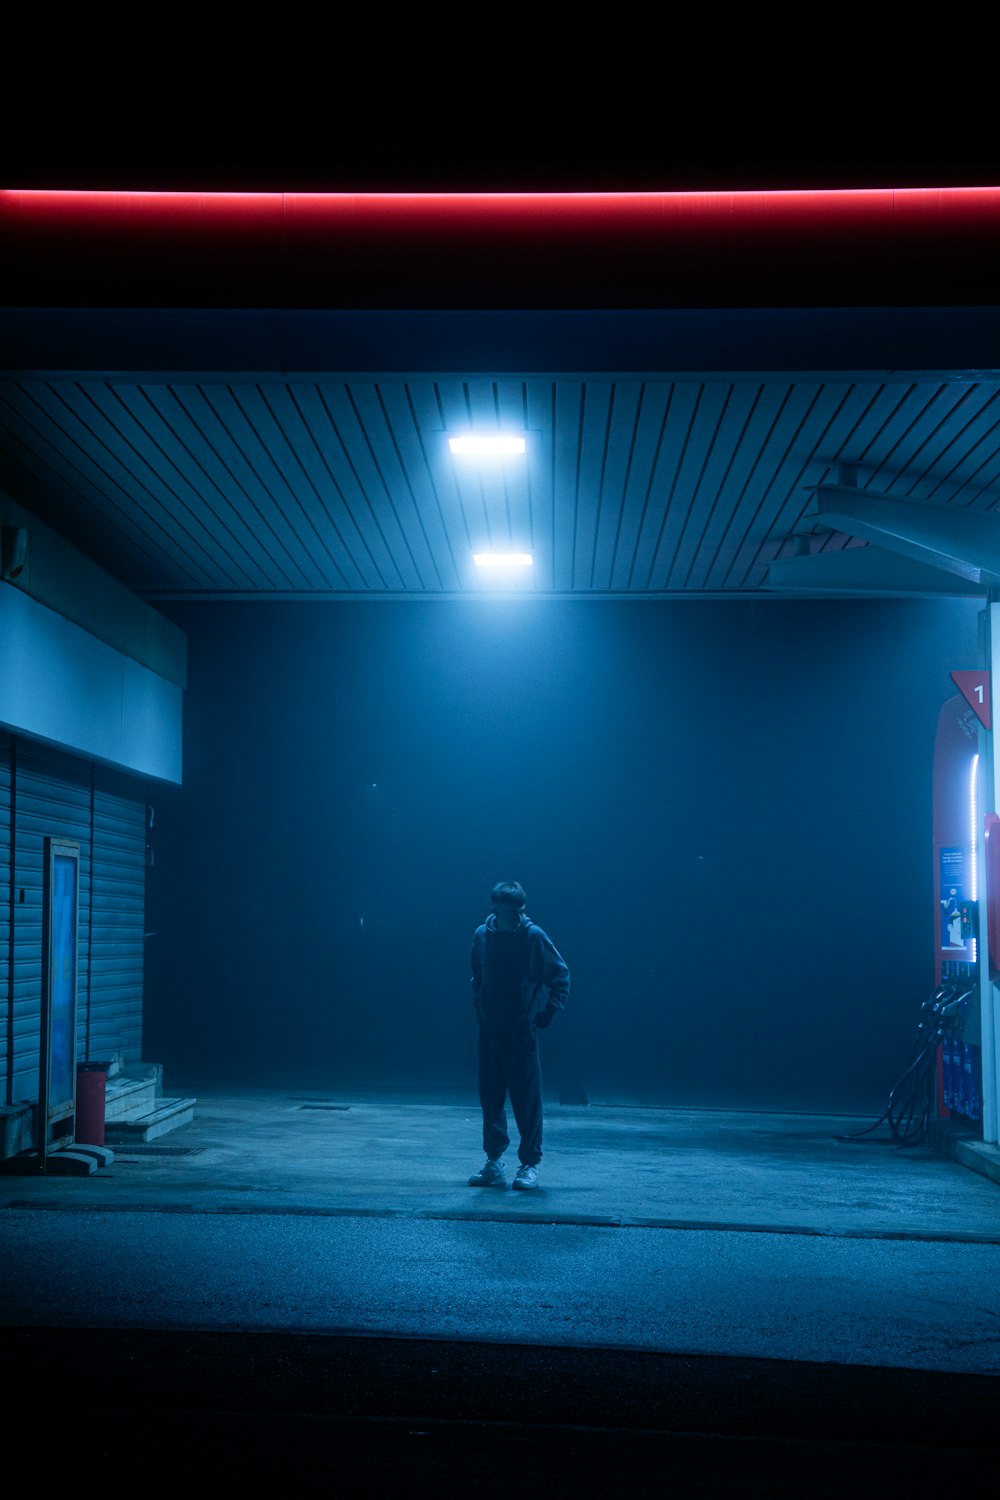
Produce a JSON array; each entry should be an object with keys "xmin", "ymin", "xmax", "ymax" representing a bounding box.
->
[{"xmin": 491, "ymin": 880, "xmax": 526, "ymax": 909}]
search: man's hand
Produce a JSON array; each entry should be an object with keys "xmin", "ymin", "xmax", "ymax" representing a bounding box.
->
[{"xmin": 536, "ymin": 1006, "xmax": 556, "ymax": 1029}]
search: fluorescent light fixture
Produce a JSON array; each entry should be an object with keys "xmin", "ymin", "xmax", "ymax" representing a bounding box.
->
[
  {"xmin": 449, "ymin": 434, "xmax": 526, "ymax": 456},
  {"xmin": 473, "ymin": 551, "xmax": 533, "ymax": 567}
]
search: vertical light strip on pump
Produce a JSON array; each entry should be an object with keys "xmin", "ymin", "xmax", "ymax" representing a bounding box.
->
[{"xmin": 967, "ymin": 752, "xmax": 979, "ymax": 966}]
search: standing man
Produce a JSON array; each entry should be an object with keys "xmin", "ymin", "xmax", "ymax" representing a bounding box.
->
[{"xmin": 468, "ymin": 879, "xmax": 570, "ymax": 1191}]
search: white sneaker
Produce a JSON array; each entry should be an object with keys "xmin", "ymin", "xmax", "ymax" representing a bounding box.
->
[
  {"xmin": 468, "ymin": 1157, "xmax": 506, "ymax": 1187},
  {"xmin": 512, "ymin": 1164, "xmax": 539, "ymax": 1190}
]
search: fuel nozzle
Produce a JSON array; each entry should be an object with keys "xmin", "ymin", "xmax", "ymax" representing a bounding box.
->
[{"xmin": 938, "ymin": 985, "xmax": 975, "ymax": 1031}]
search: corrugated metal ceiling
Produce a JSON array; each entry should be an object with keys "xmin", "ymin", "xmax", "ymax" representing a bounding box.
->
[{"xmin": 0, "ymin": 372, "xmax": 997, "ymax": 600}]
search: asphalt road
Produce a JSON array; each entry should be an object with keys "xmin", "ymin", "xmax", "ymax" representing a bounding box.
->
[{"xmin": 3, "ymin": 1206, "xmax": 1000, "ymax": 1373}]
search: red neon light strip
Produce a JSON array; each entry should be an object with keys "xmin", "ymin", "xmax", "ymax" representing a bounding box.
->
[{"xmin": 4, "ymin": 188, "xmax": 1000, "ymax": 310}]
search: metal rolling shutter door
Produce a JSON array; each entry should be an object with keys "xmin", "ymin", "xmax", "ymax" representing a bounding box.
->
[
  {"xmin": 90, "ymin": 768, "xmax": 146, "ymax": 1063},
  {"xmin": 10, "ymin": 744, "xmax": 92, "ymax": 1103}
]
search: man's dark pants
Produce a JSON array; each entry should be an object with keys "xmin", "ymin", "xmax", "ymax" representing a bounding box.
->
[{"xmin": 477, "ymin": 1028, "xmax": 543, "ymax": 1166}]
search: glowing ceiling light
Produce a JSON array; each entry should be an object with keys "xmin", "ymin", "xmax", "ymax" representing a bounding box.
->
[
  {"xmin": 473, "ymin": 552, "xmax": 533, "ymax": 567},
  {"xmin": 449, "ymin": 435, "xmax": 526, "ymax": 456}
]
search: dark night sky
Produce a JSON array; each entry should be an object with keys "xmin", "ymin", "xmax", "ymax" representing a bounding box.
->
[
  {"xmin": 11, "ymin": 130, "xmax": 1000, "ymax": 192},
  {"xmin": 6, "ymin": 46, "xmax": 998, "ymax": 196}
]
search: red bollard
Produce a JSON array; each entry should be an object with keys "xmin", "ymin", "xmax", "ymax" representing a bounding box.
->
[{"xmin": 76, "ymin": 1062, "xmax": 107, "ymax": 1146}]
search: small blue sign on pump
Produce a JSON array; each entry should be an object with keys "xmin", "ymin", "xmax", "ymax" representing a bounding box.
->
[{"xmin": 940, "ymin": 846, "xmax": 968, "ymax": 951}]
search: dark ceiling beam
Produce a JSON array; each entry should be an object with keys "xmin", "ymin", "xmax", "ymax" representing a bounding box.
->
[
  {"xmin": 8, "ymin": 307, "xmax": 1000, "ymax": 380},
  {"xmin": 803, "ymin": 487, "xmax": 1000, "ymax": 586}
]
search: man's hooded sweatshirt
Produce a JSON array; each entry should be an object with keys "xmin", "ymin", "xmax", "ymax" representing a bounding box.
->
[{"xmin": 471, "ymin": 912, "xmax": 570, "ymax": 1036}]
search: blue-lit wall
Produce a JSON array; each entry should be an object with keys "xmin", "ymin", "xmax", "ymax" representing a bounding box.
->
[{"xmin": 144, "ymin": 596, "xmax": 981, "ymax": 1112}]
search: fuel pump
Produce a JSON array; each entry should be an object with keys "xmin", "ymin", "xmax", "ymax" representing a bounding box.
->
[
  {"xmin": 932, "ymin": 684, "xmax": 985, "ymax": 1127},
  {"xmin": 839, "ymin": 682, "xmax": 985, "ymax": 1146}
]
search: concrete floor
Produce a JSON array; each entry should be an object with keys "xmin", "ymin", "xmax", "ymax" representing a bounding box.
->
[
  {"xmin": 3, "ymin": 1088, "xmax": 999, "ymax": 1494},
  {"xmin": 3, "ymin": 1085, "xmax": 1000, "ymax": 1233}
]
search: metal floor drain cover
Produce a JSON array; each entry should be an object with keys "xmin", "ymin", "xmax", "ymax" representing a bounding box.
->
[{"xmin": 113, "ymin": 1144, "xmax": 205, "ymax": 1155}]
